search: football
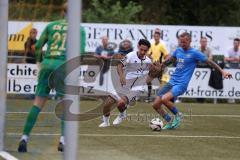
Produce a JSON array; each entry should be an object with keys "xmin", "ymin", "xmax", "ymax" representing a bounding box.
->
[{"xmin": 149, "ymin": 118, "xmax": 163, "ymax": 131}]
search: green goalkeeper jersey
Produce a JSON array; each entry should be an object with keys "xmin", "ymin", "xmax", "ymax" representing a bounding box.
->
[{"xmin": 35, "ymin": 19, "xmax": 86, "ymax": 61}]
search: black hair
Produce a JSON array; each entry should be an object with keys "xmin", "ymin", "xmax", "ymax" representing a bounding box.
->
[
  {"xmin": 179, "ymin": 32, "xmax": 191, "ymax": 39},
  {"xmin": 154, "ymin": 31, "xmax": 161, "ymax": 36},
  {"xmin": 138, "ymin": 39, "xmax": 151, "ymax": 48},
  {"xmin": 234, "ymin": 38, "xmax": 240, "ymax": 42}
]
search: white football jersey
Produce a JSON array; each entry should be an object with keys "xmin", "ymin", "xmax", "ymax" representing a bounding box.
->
[{"xmin": 121, "ymin": 51, "xmax": 152, "ymax": 80}]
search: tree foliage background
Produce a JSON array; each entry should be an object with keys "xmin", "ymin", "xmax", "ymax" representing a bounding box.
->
[{"xmin": 9, "ymin": 0, "xmax": 240, "ymax": 26}]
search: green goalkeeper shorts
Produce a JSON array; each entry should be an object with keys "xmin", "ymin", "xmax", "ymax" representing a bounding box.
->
[{"xmin": 35, "ymin": 58, "xmax": 66, "ymax": 97}]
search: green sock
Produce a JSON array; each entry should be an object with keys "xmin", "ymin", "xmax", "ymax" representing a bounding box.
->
[
  {"xmin": 61, "ymin": 114, "xmax": 64, "ymax": 136},
  {"xmin": 23, "ymin": 105, "xmax": 41, "ymax": 136}
]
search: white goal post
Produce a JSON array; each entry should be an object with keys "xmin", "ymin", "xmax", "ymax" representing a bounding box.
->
[
  {"xmin": 64, "ymin": 0, "xmax": 81, "ymax": 160},
  {"xmin": 0, "ymin": 0, "xmax": 8, "ymax": 151}
]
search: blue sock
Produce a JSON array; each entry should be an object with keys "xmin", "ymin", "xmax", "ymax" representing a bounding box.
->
[
  {"xmin": 163, "ymin": 114, "xmax": 171, "ymax": 122},
  {"xmin": 170, "ymin": 106, "xmax": 178, "ymax": 115}
]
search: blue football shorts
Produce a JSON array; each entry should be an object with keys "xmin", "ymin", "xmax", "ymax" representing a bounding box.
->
[{"xmin": 157, "ymin": 82, "xmax": 187, "ymax": 98}]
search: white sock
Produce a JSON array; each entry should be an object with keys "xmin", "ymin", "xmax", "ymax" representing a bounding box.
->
[
  {"xmin": 120, "ymin": 110, "xmax": 126, "ymax": 117},
  {"xmin": 103, "ymin": 115, "xmax": 110, "ymax": 123},
  {"xmin": 60, "ymin": 136, "xmax": 64, "ymax": 145},
  {"xmin": 20, "ymin": 135, "xmax": 28, "ymax": 142}
]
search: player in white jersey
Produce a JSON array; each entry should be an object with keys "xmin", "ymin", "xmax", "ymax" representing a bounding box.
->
[{"xmin": 99, "ymin": 39, "xmax": 153, "ymax": 127}]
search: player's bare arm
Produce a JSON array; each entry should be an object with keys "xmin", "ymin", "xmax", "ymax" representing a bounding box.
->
[
  {"xmin": 117, "ymin": 63, "xmax": 126, "ymax": 85},
  {"xmin": 205, "ymin": 59, "xmax": 232, "ymax": 79},
  {"xmin": 162, "ymin": 56, "xmax": 176, "ymax": 68}
]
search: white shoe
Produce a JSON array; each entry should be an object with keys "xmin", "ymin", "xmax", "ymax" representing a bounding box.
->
[
  {"xmin": 175, "ymin": 99, "xmax": 181, "ymax": 103},
  {"xmin": 99, "ymin": 116, "xmax": 110, "ymax": 127},
  {"xmin": 99, "ymin": 122, "xmax": 110, "ymax": 127},
  {"xmin": 113, "ymin": 111, "xmax": 127, "ymax": 126}
]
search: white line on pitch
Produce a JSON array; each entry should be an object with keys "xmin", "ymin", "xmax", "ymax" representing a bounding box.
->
[
  {"xmin": 180, "ymin": 115, "xmax": 240, "ymax": 118},
  {"xmin": 6, "ymin": 133, "xmax": 240, "ymax": 139},
  {"xmin": 0, "ymin": 151, "xmax": 19, "ymax": 160},
  {"xmin": 127, "ymin": 114, "xmax": 240, "ymax": 118},
  {"xmin": 6, "ymin": 112, "xmax": 240, "ymax": 118},
  {"xmin": 7, "ymin": 112, "xmax": 53, "ymax": 114}
]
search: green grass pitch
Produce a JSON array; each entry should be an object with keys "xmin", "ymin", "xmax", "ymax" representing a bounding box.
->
[{"xmin": 3, "ymin": 99, "xmax": 240, "ymax": 160}]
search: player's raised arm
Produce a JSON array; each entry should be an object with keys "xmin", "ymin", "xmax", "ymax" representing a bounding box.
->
[
  {"xmin": 205, "ymin": 59, "xmax": 232, "ymax": 79},
  {"xmin": 162, "ymin": 56, "xmax": 176, "ymax": 67}
]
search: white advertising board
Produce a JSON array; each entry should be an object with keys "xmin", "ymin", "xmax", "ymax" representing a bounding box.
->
[
  {"xmin": 8, "ymin": 21, "xmax": 240, "ymax": 55},
  {"xmin": 7, "ymin": 64, "xmax": 240, "ymax": 99}
]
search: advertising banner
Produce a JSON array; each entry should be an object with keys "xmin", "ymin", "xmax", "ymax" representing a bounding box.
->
[
  {"xmin": 8, "ymin": 21, "xmax": 240, "ymax": 55},
  {"xmin": 7, "ymin": 63, "xmax": 240, "ymax": 99}
]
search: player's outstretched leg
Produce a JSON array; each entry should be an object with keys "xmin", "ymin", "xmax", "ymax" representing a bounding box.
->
[
  {"xmin": 113, "ymin": 98, "xmax": 128, "ymax": 126},
  {"xmin": 171, "ymin": 112, "xmax": 184, "ymax": 129},
  {"xmin": 161, "ymin": 92, "xmax": 184, "ymax": 129},
  {"xmin": 99, "ymin": 96, "xmax": 116, "ymax": 127},
  {"xmin": 18, "ymin": 97, "xmax": 46, "ymax": 152},
  {"xmin": 18, "ymin": 106, "xmax": 41, "ymax": 152},
  {"xmin": 152, "ymin": 96, "xmax": 173, "ymax": 130}
]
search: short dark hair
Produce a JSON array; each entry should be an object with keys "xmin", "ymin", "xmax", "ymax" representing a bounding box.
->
[
  {"xmin": 179, "ymin": 32, "xmax": 191, "ymax": 39},
  {"xmin": 30, "ymin": 28, "xmax": 37, "ymax": 34},
  {"xmin": 154, "ymin": 28, "xmax": 161, "ymax": 33},
  {"xmin": 234, "ymin": 38, "xmax": 240, "ymax": 42},
  {"xmin": 138, "ymin": 39, "xmax": 151, "ymax": 48},
  {"xmin": 154, "ymin": 32, "xmax": 160, "ymax": 36},
  {"xmin": 153, "ymin": 28, "xmax": 161, "ymax": 36}
]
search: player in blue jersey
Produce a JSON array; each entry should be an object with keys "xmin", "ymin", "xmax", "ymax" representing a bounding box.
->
[{"xmin": 152, "ymin": 32, "xmax": 232, "ymax": 130}]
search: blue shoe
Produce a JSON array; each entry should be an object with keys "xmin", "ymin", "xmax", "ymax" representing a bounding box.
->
[
  {"xmin": 162, "ymin": 122, "xmax": 173, "ymax": 130},
  {"xmin": 171, "ymin": 112, "xmax": 184, "ymax": 129}
]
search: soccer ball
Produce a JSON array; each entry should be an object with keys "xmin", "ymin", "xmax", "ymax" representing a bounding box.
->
[{"xmin": 149, "ymin": 118, "xmax": 163, "ymax": 131}]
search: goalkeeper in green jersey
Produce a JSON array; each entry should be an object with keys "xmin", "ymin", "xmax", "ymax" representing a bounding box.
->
[{"xmin": 18, "ymin": 3, "xmax": 86, "ymax": 153}]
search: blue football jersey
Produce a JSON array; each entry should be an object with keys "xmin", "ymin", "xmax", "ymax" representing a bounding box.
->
[{"xmin": 169, "ymin": 47, "xmax": 207, "ymax": 87}]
